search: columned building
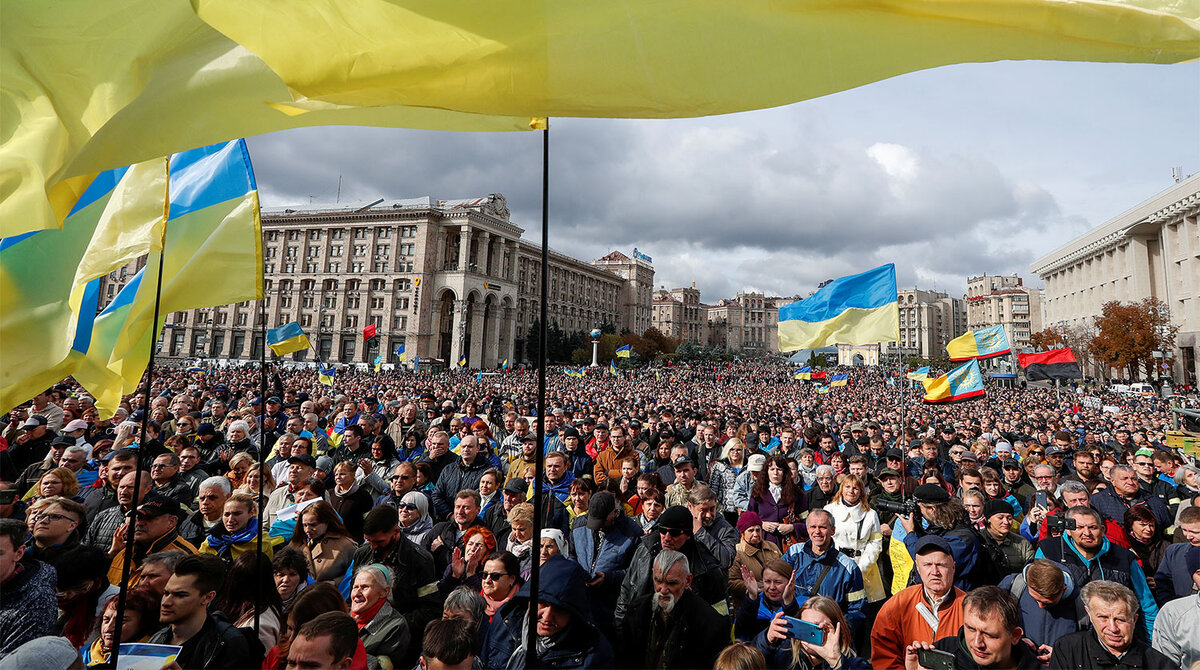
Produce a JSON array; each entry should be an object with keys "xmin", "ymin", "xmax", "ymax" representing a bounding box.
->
[
  {"xmin": 704, "ymin": 292, "xmax": 781, "ymax": 354},
  {"xmin": 651, "ymin": 285, "xmax": 704, "ymax": 343},
  {"xmin": 591, "ymin": 250, "xmax": 655, "ymax": 335},
  {"xmin": 1031, "ymin": 174, "xmax": 1200, "ymax": 385},
  {"xmin": 117, "ymin": 194, "xmax": 653, "ymax": 369},
  {"xmin": 964, "ymin": 275, "xmax": 1043, "ymax": 351}
]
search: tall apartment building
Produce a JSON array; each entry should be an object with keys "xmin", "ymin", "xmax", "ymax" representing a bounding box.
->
[
  {"xmin": 100, "ymin": 194, "xmax": 655, "ymax": 369},
  {"xmin": 651, "ymin": 285, "xmax": 704, "ymax": 343},
  {"xmin": 1032, "ymin": 174, "xmax": 1199, "ymax": 384},
  {"xmin": 892, "ymin": 289, "xmax": 967, "ymax": 360},
  {"xmin": 591, "ymin": 250, "xmax": 655, "ymax": 335},
  {"xmin": 704, "ymin": 291, "xmax": 781, "ymax": 354},
  {"xmin": 965, "ymin": 275, "xmax": 1043, "ymax": 350}
]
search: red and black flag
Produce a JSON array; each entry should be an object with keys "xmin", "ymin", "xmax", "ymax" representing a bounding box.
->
[{"xmin": 1018, "ymin": 348, "xmax": 1082, "ymax": 381}]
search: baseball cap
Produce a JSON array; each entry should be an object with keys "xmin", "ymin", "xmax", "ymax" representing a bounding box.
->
[
  {"xmin": 958, "ymin": 451, "xmax": 978, "ymax": 463},
  {"xmin": 878, "ymin": 467, "xmax": 901, "ymax": 479},
  {"xmin": 50, "ymin": 435, "xmax": 76, "ymax": 447},
  {"xmin": 672, "ymin": 456, "xmax": 694, "ymax": 469},
  {"xmin": 19, "ymin": 415, "xmax": 47, "ymax": 430},
  {"xmin": 137, "ymin": 495, "xmax": 183, "ymax": 520},
  {"xmin": 1046, "ymin": 445, "xmax": 1067, "ymax": 456},
  {"xmin": 747, "ymin": 454, "xmax": 767, "ymax": 473},
  {"xmin": 521, "ymin": 434, "xmax": 537, "ymax": 443},
  {"xmin": 913, "ymin": 535, "xmax": 953, "ymax": 557},
  {"xmin": 503, "ymin": 479, "xmax": 528, "ymax": 497},
  {"xmin": 885, "ymin": 448, "xmax": 903, "ymax": 460},
  {"xmin": 287, "ymin": 454, "xmax": 317, "ymax": 468},
  {"xmin": 1001, "ymin": 459, "xmax": 1022, "ymax": 470},
  {"xmin": 63, "ymin": 419, "xmax": 89, "ymax": 433},
  {"xmin": 587, "ymin": 492, "xmax": 617, "ymax": 530},
  {"xmin": 315, "ymin": 456, "xmax": 334, "ymax": 473},
  {"xmin": 267, "ymin": 396, "xmax": 281, "ymax": 404}
]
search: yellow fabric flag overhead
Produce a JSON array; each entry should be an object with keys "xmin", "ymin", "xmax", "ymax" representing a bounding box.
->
[
  {"xmin": 0, "ymin": 0, "xmax": 534, "ymax": 240},
  {"xmin": 192, "ymin": 0, "xmax": 1200, "ymax": 116}
]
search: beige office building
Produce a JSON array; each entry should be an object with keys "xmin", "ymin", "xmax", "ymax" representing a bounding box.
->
[
  {"xmin": 113, "ymin": 194, "xmax": 654, "ymax": 368},
  {"xmin": 964, "ymin": 275, "xmax": 1044, "ymax": 351},
  {"xmin": 652, "ymin": 285, "xmax": 704, "ymax": 343},
  {"xmin": 704, "ymin": 292, "xmax": 781, "ymax": 354},
  {"xmin": 1031, "ymin": 174, "xmax": 1199, "ymax": 385},
  {"xmin": 892, "ymin": 289, "xmax": 967, "ymax": 360}
]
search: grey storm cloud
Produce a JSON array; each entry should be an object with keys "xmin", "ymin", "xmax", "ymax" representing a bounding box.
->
[{"xmin": 248, "ymin": 110, "xmax": 1075, "ymax": 301}]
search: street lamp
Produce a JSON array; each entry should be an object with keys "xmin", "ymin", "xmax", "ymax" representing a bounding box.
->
[{"xmin": 590, "ymin": 328, "xmax": 601, "ymax": 367}]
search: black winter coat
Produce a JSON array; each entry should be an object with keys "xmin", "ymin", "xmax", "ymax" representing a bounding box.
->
[{"xmin": 1047, "ymin": 629, "xmax": 1174, "ymax": 670}]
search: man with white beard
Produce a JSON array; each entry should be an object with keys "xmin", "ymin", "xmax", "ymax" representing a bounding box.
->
[{"xmin": 616, "ymin": 550, "xmax": 728, "ymax": 669}]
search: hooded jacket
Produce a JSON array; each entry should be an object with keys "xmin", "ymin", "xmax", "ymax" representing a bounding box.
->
[
  {"xmin": 570, "ymin": 513, "xmax": 642, "ymax": 620},
  {"xmin": 1035, "ymin": 534, "xmax": 1158, "ymax": 639},
  {"xmin": 999, "ymin": 563, "xmax": 1082, "ymax": 650},
  {"xmin": 614, "ymin": 532, "xmax": 728, "ymax": 627},
  {"xmin": 481, "ymin": 555, "xmax": 614, "ymax": 669}
]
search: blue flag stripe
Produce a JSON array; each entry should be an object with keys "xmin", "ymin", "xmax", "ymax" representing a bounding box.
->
[{"xmin": 778, "ymin": 264, "xmax": 897, "ymax": 322}]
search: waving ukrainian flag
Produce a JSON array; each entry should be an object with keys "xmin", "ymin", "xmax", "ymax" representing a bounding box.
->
[
  {"xmin": 615, "ymin": 344, "xmax": 632, "ymax": 358},
  {"xmin": 922, "ymin": 359, "xmax": 985, "ymax": 404},
  {"xmin": 609, "ymin": 360, "xmax": 618, "ymax": 376},
  {"xmin": 794, "ymin": 366, "xmax": 812, "ymax": 380},
  {"xmin": 268, "ymin": 322, "xmax": 310, "ymax": 356},
  {"xmin": 395, "ymin": 344, "xmax": 406, "ymax": 361},
  {"xmin": 318, "ymin": 364, "xmax": 336, "ymax": 387},
  {"xmin": 457, "ymin": 354, "xmax": 467, "ymax": 368},
  {"xmin": 830, "ymin": 373, "xmax": 849, "ymax": 387},
  {"xmin": 777, "ymin": 264, "xmax": 898, "ymax": 352},
  {"xmin": 947, "ymin": 325, "xmax": 1012, "ymax": 361},
  {"xmin": 906, "ymin": 366, "xmax": 931, "ymax": 381}
]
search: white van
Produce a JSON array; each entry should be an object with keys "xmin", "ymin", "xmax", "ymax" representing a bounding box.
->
[{"xmin": 1128, "ymin": 382, "xmax": 1157, "ymax": 396}]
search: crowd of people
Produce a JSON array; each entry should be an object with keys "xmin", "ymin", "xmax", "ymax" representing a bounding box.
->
[{"xmin": 0, "ymin": 359, "xmax": 1197, "ymax": 669}]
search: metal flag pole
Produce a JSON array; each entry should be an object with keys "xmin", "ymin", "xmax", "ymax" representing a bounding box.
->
[
  {"xmin": 110, "ymin": 157, "xmax": 171, "ymax": 669},
  {"xmin": 254, "ymin": 228, "xmax": 268, "ymax": 635},
  {"xmin": 527, "ymin": 121, "xmax": 550, "ymax": 670}
]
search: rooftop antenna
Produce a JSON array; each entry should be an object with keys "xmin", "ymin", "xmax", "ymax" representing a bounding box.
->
[
  {"xmin": 337, "ymin": 175, "xmax": 343, "ymax": 203},
  {"xmin": 1172, "ymin": 166, "xmax": 1184, "ymax": 183}
]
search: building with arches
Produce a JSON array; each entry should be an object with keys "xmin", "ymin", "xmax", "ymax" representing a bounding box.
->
[{"xmin": 141, "ymin": 194, "xmax": 653, "ymax": 368}]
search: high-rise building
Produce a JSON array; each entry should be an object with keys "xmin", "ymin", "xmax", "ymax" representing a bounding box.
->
[
  {"xmin": 100, "ymin": 194, "xmax": 654, "ymax": 368},
  {"xmin": 965, "ymin": 275, "xmax": 1043, "ymax": 350},
  {"xmin": 891, "ymin": 289, "xmax": 967, "ymax": 360},
  {"xmin": 591, "ymin": 249, "xmax": 655, "ymax": 335},
  {"xmin": 1032, "ymin": 174, "xmax": 1199, "ymax": 384},
  {"xmin": 651, "ymin": 284, "xmax": 704, "ymax": 343},
  {"xmin": 704, "ymin": 291, "xmax": 781, "ymax": 354}
]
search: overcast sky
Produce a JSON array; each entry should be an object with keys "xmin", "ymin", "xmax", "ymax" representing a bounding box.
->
[{"xmin": 248, "ymin": 60, "xmax": 1199, "ymax": 303}]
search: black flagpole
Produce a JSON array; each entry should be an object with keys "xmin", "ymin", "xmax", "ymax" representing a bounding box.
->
[
  {"xmin": 109, "ymin": 213, "xmax": 169, "ymax": 669},
  {"xmin": 527, "ymin": 122, "xmax": 549, "ymax": 669},
  {"xmin": 254, "ymin": 227, "xmax": 268, "ymax": 634}
]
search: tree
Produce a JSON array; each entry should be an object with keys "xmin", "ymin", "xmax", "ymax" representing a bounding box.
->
[
  {"xmin": 1089, "ymin": 298, "xmax": 1177, "ymax": 380},
  {"xmin": 1029, "ymin": 325, "xmax": 1071, "ymax": 351}
]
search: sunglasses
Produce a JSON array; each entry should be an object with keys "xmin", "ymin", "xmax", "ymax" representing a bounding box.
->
[
  {"xmin": 481, "ymin": 572, "xmax": 510, "ymax": 581},
  {"xmin": 1028, "ymin": 451, "xmax": 1045, "ymax": 456},
  {"xmin": 390, "ymin": 474, "xmax": 414, "ymax": 481},
  {"xmin": 397, "ymin": 503, "xmax": 420, "ymax": 511},
  {"xmin": 659, "ymin": 527, "xmax": 686, "ymax": 537}
]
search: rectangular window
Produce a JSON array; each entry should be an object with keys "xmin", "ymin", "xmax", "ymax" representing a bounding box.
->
[{"xmin": 354, "ymin": 244, "xmax": 367, "ymax": 256}]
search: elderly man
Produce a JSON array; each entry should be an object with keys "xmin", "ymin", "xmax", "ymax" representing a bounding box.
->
[
  {"xmin": 431, "ymin": 435, "xmax": 490, "ymax": 519},
  {"xmin": 1091, "ymin": 464, "xmax": 1172, "ymax": 529},
  {"xmin": 1050, "ymin": 581, "xmax": 1174, "ymax": 669},
  {"xmin": 263, "ymin": 454, "xmax": 317, "ymax": 526},
  {"xmin": 907, "ymin": 586, "xmax": 1039, "ymax": 670},
  {"xmin": 782, "ymin": 508, "xmax": 867, "ymax": 630},
  {"xmin": 149, "ymin": 453, "xmax": 193, "ymax": 506},
  {"xmin": 687, "ymin": 485, "xmax": 738, "ymax": 571},
  {"xmin": 180, "ymin": 477, "xmax": 231, "ymax": 548},
  {"xmin": 86, "ymin": 469, "xmax": 153, "ymax": 555},
  {"xmin": 617, "ymin": 550, "xmax": 729, "ymax": 669},
  {"xmin": 1034, "ymin": 506, "xmax": 1158, "ymax": 640},
  {"xmin": 80, "ymin": 449, "xmax": 138, "ymax": 519},
  {"xmin": 872, "ymin": 536, "xmax": 966, "ymax": 670},
  {"xmin": 107, "ymin": 495, "xmax": 197, "ymax": 587}
]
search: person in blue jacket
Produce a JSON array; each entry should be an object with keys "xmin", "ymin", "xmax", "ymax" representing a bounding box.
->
[
  {"xmin": 999, "ymin": 558, "xmax": 1083, "ymax": 664},
  {"xmin": 899, "ymin": 484, "xmax": 984, "ymax": 591},
  {"xmin": 1033, "ymin": 505, "xmax": 1158, "ymax": 641},
  {"xmin": 781, "ymin": 509, "xmax": 867, "ymax": 632},
  {"xmin": 480, "ymin": 555, "xmax": 614, "ymax": 670},
  {"xmin": 569, "ymin": 492, "xmax": 641, "ymax": 625}
]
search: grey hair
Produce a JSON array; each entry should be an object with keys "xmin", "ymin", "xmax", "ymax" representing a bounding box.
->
[
  {"xmin": 653, "ymin": 549, "xmax": 690, "ymax": 577},
  {"xmin": 1033, "ymin": 464, "xmax": 1056, "ymax": 477},
  {"xmin": 62, "ymin": 445, "xmax": 88, "ymax": 460},
  {"xmin": 1110, "ymin": 464, "xmax": 1136, "ymax": 479},
  {"xmin": 199, "ymin": 476, "xmax": 233, "ymax": 496},
  {"xmin": 443, "ymin": 586, "xmax": 486, "ymax": 626},
  {"xmin": 1081, "ymin": 580, "xmax": 1139, "ymax": 617},
  {"xmin": 806, "ymin": 508, "xmax": 835, "ymax": 529},
  {"xmin": 355, "ymin": 564, "xmax": 392, "ymax": 590},
  {"xmin": 1057, "ymin": 480, "xmax": 1089, "ymax": 497},
  {"xmin": 1065, "ymin": 505, "xmax": 1103, "ymax": 528},
  {"xmin": 144, "ymin": 549, "xmax": 187, "ymax": 572},
  {"xmin": 815, "ymin": 465, "xmax": 835, "ymax": 478},
  {"xmin": 226, "ymin": 419, "xmax": 250, "ymax": 435},
  {"xmin": 1175, "ymin": 464, "xmax": 1200, "ymax": 487}
]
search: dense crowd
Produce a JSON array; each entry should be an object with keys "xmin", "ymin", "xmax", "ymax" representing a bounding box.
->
[{"xmin": 0, "ymin": 360, "xmax": 1197, "ymax": 670}]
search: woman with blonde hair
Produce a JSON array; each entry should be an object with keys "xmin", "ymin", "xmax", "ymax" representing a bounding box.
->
[
  {"xmin": 29, "ymin": 467, "xmax": 81, "ymax": 502},
  {"xmin": 715, "ymin": 642, "xmax": 767, "ymax": 670},
  {"xmin": 505, "ymin": 502, "xmax": 535, "ymax": 578},
  {"xmin": 754, "ymin": 595, "xmax": 869, "ymax": 669},
  {"xmin": 709, "ymin": 438, "xmax": 749, "ymax": 520},
  {"xmin": 225, "ymin": 451, "xmax": 254, "ymax": 489},
  {"xmin": 823, "ymin": 474, "xmax": 884, "ymax": 652}
]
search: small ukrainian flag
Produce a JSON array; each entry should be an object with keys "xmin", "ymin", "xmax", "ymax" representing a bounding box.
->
[
  {"xmin": 457, "ymin": 354, "xmax": 467, "ymax": 368},
  {"xmin": 616, "ymin": 344, "xmax": 632, "ymax": 358},
  {"xmin": 395, "ymin": 344, "xmax": 406, "ymax": 361},
  {"xmin": 267, "ymin": 322, "xmax": 310, "ymax": 356},
  {"xmin": 830, "ymin": 373, "xmax": 849, "ymax": 387},
  {"xmin": 373, "ymin": 355, "xmax": 383, "ymax": 372},
  {"xmin": 609, "ymin": 360, "xmax": 617, "ymax": 376}
]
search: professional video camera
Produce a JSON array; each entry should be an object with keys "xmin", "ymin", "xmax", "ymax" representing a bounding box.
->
[{"xmin": 1047, "ymin": 514, "xmax": 1077, "ymax": 534}]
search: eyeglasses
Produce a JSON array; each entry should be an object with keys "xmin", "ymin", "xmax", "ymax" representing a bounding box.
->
[
  {"xmin": 659, "ymin": 527, "xmax": 686, "ymax": 537},
  {"xmin": 150, "ymin": 463, "xmax": 174, "ymax": 469},
  {"xmin": 397, "ymin": 503, "xmax": 420, "ymax": 511},
  {"xmin": 33, "ymin": 512, "xmax": 75, "ymax": 524},
  {"xmin": 481, "ymin": 572, "xmax": 510, "ymax": 581}
]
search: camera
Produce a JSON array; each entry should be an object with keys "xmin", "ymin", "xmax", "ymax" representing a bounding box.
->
[
  {"xmin": 875, "ymin": 498, "xmax": 917, "ymax": 516},
  {"xmin": 1047, "ymin": 515, "xmax": 1076, "ymax": 533}
]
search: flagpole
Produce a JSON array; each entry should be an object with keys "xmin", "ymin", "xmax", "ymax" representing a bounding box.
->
[
  {"xmin": 254, "ymin": 224, "xmax": 267, "ymax": 636},
  {"xmin": 109, "ymin": 155, "xmax": 172, "ymax": 670},
  {"xmin": 527, "ymin": 122, "xmax": 549, "ymax": 669}
]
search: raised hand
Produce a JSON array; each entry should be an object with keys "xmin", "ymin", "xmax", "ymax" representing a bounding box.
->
[{"xmin": 740, "ymin": 564, "xmax": 759, "ymax": 601}]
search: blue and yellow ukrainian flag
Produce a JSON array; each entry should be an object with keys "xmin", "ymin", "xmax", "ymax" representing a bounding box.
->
[
  {"xmin": 906, "ymin": 366, "xmax": 931, "ymax": 381},
  {"xmin": 395, "ymin": 344, "xmax": 406, "ymax": 361},
  {"xmin": 609, "ymin": 360, "xmax": 618, "ymax": 376},
  {"xmin": 830, "ymin": 373, "xmax": 849, "ymax": 387},
  {"xmin": 501, "ymin": 359, "xmax": 509, "ymax": 371},
  {"xmin": 457, "ymin": 354, "xmax": 467, "ymax": 368},
  {"xmin": 267, "ymin": 322, "xmax": 310, "ymax": 356},
  {"xmin": 373, "ymin": 355, "xmax": 383, "ymax": 372},
  {"xmin": 615, "ymin": 344, "xmax": 632, "ymax": 358},
  {"xmin": 777, "ymin": 264, "xmax": 899, "ymax": 352},
  {"xmin": 318, "ymin": 363, "xmax": 336, "ymax": 387},
  {"xmin": 816, "ymin": 387, "xmax": 831, "ymax": 395},
  {"xmin": 922, "ymin": 359, "xmax": 985, "ymax": 404},
  {"xmin": 794, "ymin": 366, "xmax": 812, "ymax": 380},
  {"xmin": 946, "ymin": 325, "xmax": 1012, "ymax": 361}
]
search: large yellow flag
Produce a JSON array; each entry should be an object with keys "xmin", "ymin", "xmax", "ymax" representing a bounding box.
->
[
  {"xmin": 4, "ymin": 1, "xmax": 1198, "ymax": 241},
  {"xmin": 192, "ymin": 0, "xmax": 1199, "ymax": 115}
]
